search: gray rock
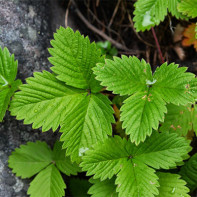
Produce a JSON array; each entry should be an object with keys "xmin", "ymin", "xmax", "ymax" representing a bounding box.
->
[{"xmin": 0, "ymin": 0, "xmax": 64, "ymax": 196}]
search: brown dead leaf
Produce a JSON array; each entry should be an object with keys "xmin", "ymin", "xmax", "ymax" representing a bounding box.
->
[
  {"xmin": 182, "ymin": 23, "xmax": 197, "ymax": 51},
  {"xmin": 173, "ymin": 24, "xmax": 185, "ymax": 43},
  {"xmin": 173, "ymin": 24, "xmax": 185, "ymax": 60}
]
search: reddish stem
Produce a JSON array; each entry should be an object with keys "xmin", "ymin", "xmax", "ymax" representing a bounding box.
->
[{"xmin": 151, "ymin": 27, "xmax": 165, "ymax": 63}]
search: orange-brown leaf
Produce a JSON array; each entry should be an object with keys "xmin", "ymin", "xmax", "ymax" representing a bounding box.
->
[{"xmin": 182, "ymin": 23, "xmax": 197, "ymax": 51}]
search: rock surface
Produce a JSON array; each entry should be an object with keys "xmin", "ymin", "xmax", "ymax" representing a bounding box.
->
[{"xmin": 0, "ymin": 0, "xmax": 63, "ymax": 196}]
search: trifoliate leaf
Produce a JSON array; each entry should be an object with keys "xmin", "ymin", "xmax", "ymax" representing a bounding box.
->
[
  {"xmin": 182, "ymin": 23, "xmax": 197, "ymax": 51},
  {"xmin": 89, "ymin": 177, "xmax": 118, "ymax": 197},
  {"xmin": 180, "ymin": 153, "xmax": 197, "ymax": 192},
  {"xmin": 94, "ymin": 56, "xmax": 195, "ymax": 144},
  {"xmin": 8, "ymin": 141, "xmax": 53, "ymax": 178},
  {"xmin": 0, "ymin": 47, "xmax": 22, "ymax": 121},
  {"xmin": 60, "ymin": 93, "xmax": 115, "ymax": 163},
  {"xmin": 81, "ymin": 133, "xmax": 191, "ymax": 197},
  {"xmin": 178, "ymin": 0, "xmax": 197, "ymax": 18},
  {"xmin": 69, "ymin": 178, "xmax": 91, "ymax": 197},
  {"xmin": 156, "ymin": 172, "xmax": 190, "ymax": 197},
  {"xmin": 10, "ymin": 71, "xmax": 86, "ymax": 132},
  {"xmin": 52, "ymin": 141, "xmax": 81, "ymax": 175},
  {"xmin": 48, "ymin": 27, "xmax": 104, "ymax": 92},
  {"xmin": 160, "ymin": 104, "xmax": 192, "ymax": 136},
  {"xmin": 9, "ymin": 140, "xmax": 81, "ymax": 197},
  {"xmin": 27, "ymin": 164, "xmax": 66, "ymax": 197},
  {"xmin": 133, "ymin": 0, "xmax": 168, "ymax": 32}
]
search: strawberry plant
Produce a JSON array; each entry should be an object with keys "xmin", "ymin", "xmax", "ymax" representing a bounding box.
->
[{"xmin": 3, "ymin": 26, "xmax": 197, "ymax": 196}]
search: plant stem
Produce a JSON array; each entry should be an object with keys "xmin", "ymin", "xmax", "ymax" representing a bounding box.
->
[{"xmin": 151, "ymin": 27, "xmax": 165, "ymax": 63}]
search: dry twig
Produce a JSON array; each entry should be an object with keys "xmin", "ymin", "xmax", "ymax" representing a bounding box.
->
[
  {"xmin": 108, "ymin": 0, "xmax": 121, "ymax": 28},
  {"xmin": 71, "ymin": 0, "xmax": 143, "ymax": 54},
  {"xmin": 65, "ymin": 0, "xmax": 72, "ymax": 27}
]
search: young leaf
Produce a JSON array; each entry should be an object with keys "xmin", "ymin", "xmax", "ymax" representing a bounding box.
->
[
  {"xmin": 180, "ymin": 153, "xmax": 197, "ymax": 192},
  {"xmin": 94, "ymin": 56, "xmax": 195, "ymax": 144},
  {"xmin": 178, "ymin": 0, "xmax": 197, "ymax": 18},
  {"xmin": 81, "ymin": 133, "xmax": 191, "ymax": 197},
  {"xmin": 27, "ymin": 164, "xmax": 66, "ymax": 197},
  {"xmin": 156, "ymin": 172, "xmax": 190, "ymax": 197},
  {"xmin": 8, "ymin": 141, "xmax": 53, "ymax": 178},
  {"xmin": 10, "ymin": 71, "xmax": 86, "ymax": 132},
  {"xmin": 52, "ymin": 141, "xmax": 81, "ymax": 175},
  {"xmin": 182, "ymin": 23, "xmax": 197, "ymax": 51},
  {"xmin": 0, "ymin": 47, "xmax": 22, "ymax": 121},
  {"xmin": 48, "ymin": 27, "xmax": 104, "ymax": 92},
  {"xmin": 60, "ymin": 93, "xmax": 115, "ymax": 163},
  {"xmin": 88, "ymin": 177, "xmax": 118, "ymax": 197},
  {"xmin": 160, "ymin": 104, "xmax": 192, "ymax": 136}
]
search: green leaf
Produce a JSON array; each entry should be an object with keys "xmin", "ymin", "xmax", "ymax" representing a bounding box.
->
[
  {"xmin": 94, "ymin": 57, "xmax": 195, "ymax": 144},
  {"xmin": 160, "ymin": 104, "xmax": 192, "ymax": 136},
  {"xmin": 133, "ymin": 0, "xmax": 168, "ymax": 32},
  {"xmin": 168, "ymin": 0, "xmax": 189, "ymax": 19},
  {"xmin": 10, "ymin": 71, "xmax": 86, "ymax": 131},
  {"xmin": 9, "ymin": 140, "xmax": 82, "ymax": 197},
  {"xmin": 94, "ymin": 56, "xmax": 152, "ymax": 96},
  {"xmin": 156, "ymin": 172, "xmax": 190, "ymax": 197},
  {"xmin": 0, "ymin": 47, "xmax": 21, "ymax": 121},
  {"xmin": 116, "ymin": 160, "xmax": 159, "ymax": 197},
  {"xmin": 69, "ymin": 178, "xmax": 91, "ymax": 197},
  {"xmin": 180, "ymin": 153, "xmax": 197, "ymax": 192},
  {"xmin": 0, "ymin": 47, "xmax": 18, "ymax": 84},
  {"xmin": 81, "ymin": 133, "xmax": 191, "ymax": 197},
  {"xmin": 88, "ymin": 177, "xmax": 118, "ymax": 197},
  {"xmin": 0, "ymin": 79, "xmax": 22, "ymax": 121},
  {"xmin": 48, "ymin": 27, "xmax": 104, "ymax": 92},
  {"xmin": 8, "ymin": 141, "xmax": 53, "ymax": 178},
  {"xmin": 161, "ymin": 103, "xmax": 197, "ymax": 136},
  {"xmin": 27, "ymin": 164, "xmax": 66, "ymax": 197},
  {"xmin": 121, "ymin": 90, "xmax": 167, "ymax": 144},
  {"xmin": 132, "ymin": 132, "xmax": 191, "ymax": 169},
  {"xmin": 60, "ymin": 93, "xmax": 115, "ymax": 163},
  {"xmin": 52, "ymin": 141, "xmax": 81, "ymax": 175},
  {"xmin": 152, "ymin": 63, "xmax": 195, "ymax": 105},
  {"xmin": 178, "ymin": 0, "xmax": 197, "ymax": 18}
]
